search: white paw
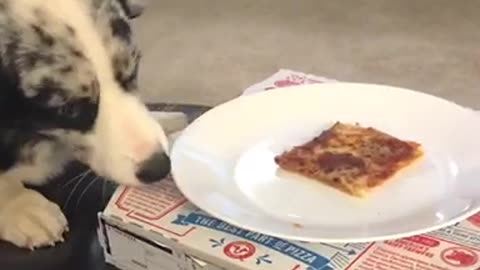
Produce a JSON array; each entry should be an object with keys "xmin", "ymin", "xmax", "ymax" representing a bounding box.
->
[{"xmin": 0, "ymin": 190, "xmax": 68, "ymax": 249}]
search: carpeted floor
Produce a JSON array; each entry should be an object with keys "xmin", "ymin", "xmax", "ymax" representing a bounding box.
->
[{"xmin": 132, "ymin": 0, "xmax": 480, "ymax": 108}]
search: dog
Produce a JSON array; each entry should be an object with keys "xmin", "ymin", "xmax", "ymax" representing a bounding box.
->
[{"xmin": 0, "ymin": 0, "xmax": 177, "ymax": 249}]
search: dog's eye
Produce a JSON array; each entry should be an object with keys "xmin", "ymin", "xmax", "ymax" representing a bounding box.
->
[
  {"xmin": 58, "ymin": 105, "xmax": 78, "ymax": 118},
  {"xmin": 51, "ymin": 99, "xmax": 98, "ymax": 132}
]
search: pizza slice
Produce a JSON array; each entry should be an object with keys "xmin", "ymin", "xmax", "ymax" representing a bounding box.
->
[{"xmin": 274, "ymin": 122, "xmax": 423, "ymax": 197}]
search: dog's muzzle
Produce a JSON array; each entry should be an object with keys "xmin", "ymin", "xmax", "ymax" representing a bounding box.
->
[{"xmin": 135, "ymin": 150, "xmax": 171, "ymax": 183}]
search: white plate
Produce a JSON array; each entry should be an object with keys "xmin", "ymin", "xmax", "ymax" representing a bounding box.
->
[{"xmin": 171, "ymin": 83, "xmax": 480, "ymax": 243}]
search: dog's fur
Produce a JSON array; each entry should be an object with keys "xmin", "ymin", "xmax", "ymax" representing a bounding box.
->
[{"xmin": 0, "ymin": 0, "xmax": 175, "ymax": 249}]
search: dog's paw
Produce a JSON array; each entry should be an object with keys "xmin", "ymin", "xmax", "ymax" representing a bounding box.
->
[{"xmin": 0, "ymin": 190, "xmax": 68, "ymax": 249}]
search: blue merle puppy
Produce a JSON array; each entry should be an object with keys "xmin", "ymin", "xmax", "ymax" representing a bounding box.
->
[{"xmin": 0, "ymin": 0, "xmax": 174, "ymax": 249}]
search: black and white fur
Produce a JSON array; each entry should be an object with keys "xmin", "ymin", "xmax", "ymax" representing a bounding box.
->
[{"xmin": 0, "ymin": 0, "xmax": 179, "ymax": 249}]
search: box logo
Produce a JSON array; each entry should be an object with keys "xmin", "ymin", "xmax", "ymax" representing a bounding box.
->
[
  {"xmin": 441, "ymin": 247, "xmax": 478, "ymax": 267},
  {"xmin": 224, "ymin": 241, "xmax": 257, "ymax": 261}
]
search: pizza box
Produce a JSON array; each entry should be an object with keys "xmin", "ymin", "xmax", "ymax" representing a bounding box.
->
[
  {"xmin": 98, "ymin": 70, "xmax": 480, "ymax": 270},
  {"xmin": 98, "ymin": 177, "xmax": 480, "ymax": 270}
]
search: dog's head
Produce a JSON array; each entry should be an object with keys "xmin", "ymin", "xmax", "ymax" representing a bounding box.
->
[{"xmin": 0, "ymin": 0, "xmax": 170, "ymax": 185}]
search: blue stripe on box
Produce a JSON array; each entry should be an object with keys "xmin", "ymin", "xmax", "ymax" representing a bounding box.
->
[{"xmin": 172, "ymin": 213, "xmax": 331, "ymax": 269}]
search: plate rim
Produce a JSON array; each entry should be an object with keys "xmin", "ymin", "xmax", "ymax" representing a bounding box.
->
[{"xmin": 171, "ymin": 82, "xmax": 480, "ymax": 243}]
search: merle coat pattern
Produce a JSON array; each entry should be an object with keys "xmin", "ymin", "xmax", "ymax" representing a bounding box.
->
[{"xmin": 0, "ymin": 0, "xmax": 174, "ymax": 249}]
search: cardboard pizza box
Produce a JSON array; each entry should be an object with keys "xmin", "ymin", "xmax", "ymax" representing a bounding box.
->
[{"xmin": 98, "ymin": 178, "xmax": 480, "ymax": 270}]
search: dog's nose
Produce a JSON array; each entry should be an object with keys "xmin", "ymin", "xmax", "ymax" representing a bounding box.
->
[{"xmin": 136, "ymin": 151, "xmax": 171, "ymax": 183}]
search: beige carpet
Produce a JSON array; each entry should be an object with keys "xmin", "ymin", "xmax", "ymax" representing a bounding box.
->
[{"xmin": 132, "ymin": 0, "xmax": 480, "ymax": 108}]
